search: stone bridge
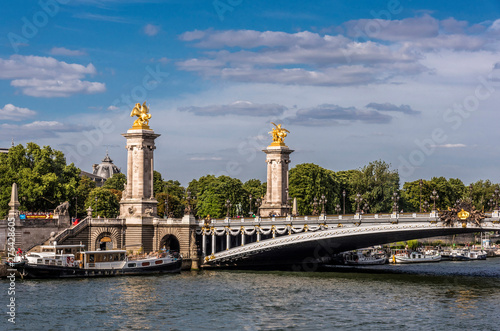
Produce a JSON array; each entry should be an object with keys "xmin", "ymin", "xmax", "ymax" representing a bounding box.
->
[{"xmin": 197, "ymin": 212, "xmax": 500, "ymax": 268}]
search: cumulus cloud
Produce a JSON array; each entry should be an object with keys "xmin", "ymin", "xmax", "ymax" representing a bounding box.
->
[
  {"xmin": 50, "ymin": 47, "xmax": 86, "ymax": 56},
  {"xmin": 144, "ymin": 24, "xmax": 160, "ymax": 36},
  {"xmin": 177, "ymin": 15, "xmax": 498, "ymax": 87},
  {"xmin": 344, "ymin": 15, "xmax": 439, "ymax": 41},
  {"xmin": 0, "ymin": 55, "xmax": 105, "ymax": 97},
  {"xmin": 0, "ymin": 104, "xmax": 36, "ymax": 121},
  {"xmin": 0, "ymin": 121, "xmax": 85, "ymax": 139},
  {"xmin": 285, "ymin": 104, "xmax": 392, "ymax": 126},
  {"xmin": 366, "ymin": 102, "xmax": 420, "ymax": 115},
  {"xmin": 178, "ymin": 101, "xmax": 287, "ymax": 117}
]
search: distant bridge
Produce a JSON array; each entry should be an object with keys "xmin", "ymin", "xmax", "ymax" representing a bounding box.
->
[{"xmin": 196, "ymin": 212, "xmax": 500, "ymax": 268}]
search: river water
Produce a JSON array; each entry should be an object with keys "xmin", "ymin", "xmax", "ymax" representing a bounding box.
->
[{"xmin": 2, "ymin": 259, "xmax": 500, "ymax": 330}]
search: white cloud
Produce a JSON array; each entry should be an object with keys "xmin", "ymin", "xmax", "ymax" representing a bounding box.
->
[
  {"xmin": 144, "ymin": 24, "xmax": 160, "ymax": 36},
  {"xmin": 179, "ymin": 101, "xmax": 287, "ymax": 117},
  {"xmin": 50, "ymin": 47, "xmax": 87, "ymax": 56},
  {"xmin": 0, "ymin": 55, "xmax": 105, "ymax": 97},
  {"xmin": 431, "ymin": 144, "xmax": 467, "ymax": 148},
  {"xmin": 0, "ymin": 104, "xmax": 36, "ymax": 121},
  {"xmin": 107, "ymin": 105, "xmax": 119, "ymax": 111}
]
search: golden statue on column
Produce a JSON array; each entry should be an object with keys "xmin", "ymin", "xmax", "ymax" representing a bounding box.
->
[
  {"xmin": 269, "ymin": 122, "xmax": 290, "ymax": 147},
  {"xmin": 130, "ymin": 101, "xmax": 152, "ymax": 129}
]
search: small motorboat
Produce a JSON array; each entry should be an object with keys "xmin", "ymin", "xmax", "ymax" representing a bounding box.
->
[
  {"xmin": 392, "ymin": 250, "xmax": 441, "ymax": 264},
  {"xmin": 344, "ymin": 250, "xmax": 387, "ymax": 265}
]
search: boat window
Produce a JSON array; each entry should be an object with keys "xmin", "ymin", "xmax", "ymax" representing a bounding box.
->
[
  {"xmin": 128, "ymin": 263, "xmax": 136, "ymax": 268},
  {"xmin": 155, "ymin": 260, "xmax": 163, "ymax": 265},
  {"xmin": 109, "ymin": 254, "xmax": 114, "ymax": 261},
  {"xmin": 142, "ymin": 262, "xmax": 150, "ymax": 267},
  {"xmin": 103, "ymin": 255, "xmax": 107, "ymax": 261},
  {"xmin": 89, "ymin": 254, "xmax": 94, "ymax": 262},
  {"xmin": 37, "ymin": 259, "xmax": 42, "ymax": 263},
  {"xmin": 120, "ymin": 253, "xmax": 125, "ymax": 261}
]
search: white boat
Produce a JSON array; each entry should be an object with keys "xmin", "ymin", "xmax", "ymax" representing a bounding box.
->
[
  {"xmin": 392, "ymin": 251, "xmax": 441, "ymax": 264},
  {"xmin": 450, "ymin": 249, "xmax": 487, "ymax": 261},
  {"xmin": 344, "ymin": 251, "xmax": 387, "ymax": 265},
  {"xmin": 12, "ymin": 243, "xmax": 182, "ymax": 279}
]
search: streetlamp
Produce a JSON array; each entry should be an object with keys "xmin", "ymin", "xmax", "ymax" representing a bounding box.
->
[
  {"xmin": 163, "ymin": 183, "xmax": 169, "ymax": 219},
  {"xmin": 319, "ymin": 194, "xmax": 327, "ymax": 216},
  {"xmin": 255, "ymin": 198, "xmax": 261, "ymax": 216},
  {"xmin": 392, "ymin": 192, "xmax": 399, "ymax": 214},
  {"xmin": 492, "ymin": 188, "xmax": 500, "ymax": 211},
  {"xmin": 431, "ymin": 190, "xmax": 439, "ymax": 211},
  {"xmin": 248, "ymin": 194, "xmax": 253, "ymax": 216},
  {"xmin": 73, "ymin": 196, "xmax": 78, "ymax": 219},
  {"xmin": 423, "ymin": 200, "xmax": 429, "ymax": 212},
  {"xmin": 94, "ymin": 197, "xmax": 98, "ymax": 218},
  {"xmin": 419, "ymin": 179, "xmax": 423, "ymax": 212},
  {"xmin": 363, "ymin": 202, "xmax": 370, "ymax": 214},
  {"xmin": 342, "ymin": 190, "xmax": 346, "ymax": 215},
  {"xmin": 311, "ymin": 197, "xmax": 319, "ymax": 216},
  {"xmin": 335, "ymin": 204, "xmax": 341, "ymax": 215},
  {"xmin": 355, "ymin": 193, "xmax": 363, "ymax": 214},
  {"xmin": 225, "ymin": 199, "xmax": 232, "ymax": 218},
  {"xmin": 469, "ymin": 184, "xmax": 473, "ymax": 203}
]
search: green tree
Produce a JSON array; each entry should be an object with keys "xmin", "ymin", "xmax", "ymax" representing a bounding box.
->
[
  {"xmin": 86, "ymin": 187, "xmax": 120, "ymax": 218},
  {"xmin": 0, "ymin": 143, "xmax": 81, "ymax": 218},
  {"xmin": 102, "ymin": 173, "xmax": 127, "ymax": 191},
  {"xmin": 75, "ymin": 176, "xmax": 97, "ymax": 218},
  {"xmin": 189, "ymin": 175, "xmax": 247, "ymax": 218},
  {"xmin": 289, "ymin": 163, "xmax": 339, "ymax": 215},
  {"xmin": 156, "ymin": 179, "xmax": 185, "ymax": 218},
  {"xmin": 347, "ymin": 160, "xmax": 399, "ymax": 213}
]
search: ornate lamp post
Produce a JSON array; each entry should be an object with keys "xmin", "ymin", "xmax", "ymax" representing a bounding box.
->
[
  {"xmin": 255, "ymin": 198, "xmax": 261, "ymax": 216},
  {"xmin": 392, "ymin": 192, "xmax": 399, "ymax": 214},
  {"xmin": 423, "ymin": 200, "xmax": 429, "ymax": 212},
  {"xmin": 248, "ymin": 194, "xmax": 253, "ymax": 216},
  {"xmin": 362, "ymin": 202, "xmax": 370, "ymax": 214},
  {"xmin": 492, "ymin": 188, "xmax": 500, "ymax": 210},
  {"xmin": 335, "ymin": 204, "xmax": 341, "ymax": 215},
  {"xmin": 355, "ymin": 193, "xmax": 363, "ymax": 214},
  {"xmin": 225, "ymin": 199, "xmax": 232, "ymax": 218},
  {"xmin": 163, "ymin": 183, "xmax": 169, "ymax": 219},
  {"xmin": 311, "ymin": 197, "xmax": 319, "ymax": 216},
  {"xmin": 419, "ymin": 179, "xmax": 423, "ymax": 212},
  {"xmin": 431, "ymin": 189, "xmax": 439, "ymax": 211},
  {"xmin": 319, "ymin": 194, "xmax": 327, "ymax": 215},
  {"xmin": 94, "ymin": 197, "xmax": 98, "ymax": 218},
  {"xmin": 73, "ymin": 196, "xmax": 78, "ymax": 219},
  {"xmin": 342, "ymin": 190, "xmax": 346, "ymax": 215},
  {"xmin": 469, "ymin": 184, "xmax": 473, "ymax": 203},
  {"xmin": 184, "ymin": 190, "xmax": 192, "ymax": 215}
]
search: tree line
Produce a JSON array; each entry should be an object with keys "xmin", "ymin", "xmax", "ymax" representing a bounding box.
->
[{"xmin": 1, "ymin": 143, "xmax": 499, "ymax": 219}]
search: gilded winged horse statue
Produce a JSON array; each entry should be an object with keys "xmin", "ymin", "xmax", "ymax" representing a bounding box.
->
[
  {"xmin": 269, "ymin": 122, "xmax": 290, "ymax": 146},
  {"xmin": 130, "ymin": 101, "xmax": 152, "ymax": 128}
]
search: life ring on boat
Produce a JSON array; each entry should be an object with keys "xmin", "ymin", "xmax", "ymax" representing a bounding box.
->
[{"xmin": 67, "ymin": 256, "xmax": 74, "ymax": 267}]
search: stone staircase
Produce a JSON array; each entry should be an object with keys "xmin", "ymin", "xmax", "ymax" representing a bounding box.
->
[{"xmin": 27, "ymin": 216, "xmax": 91, "ymax": 252}]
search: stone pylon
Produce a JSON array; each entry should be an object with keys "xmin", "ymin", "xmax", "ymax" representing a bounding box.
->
[
  {"xmin": 259, "ymin": 124, "xmax": 294, "ymax": 217},
  {"xmin": 8, "ymin": 183, "xmax": 20, "ymax": 220},
  {"xmin": 119, "ymin": 117, "xmax": 160, "ymax": 252}
]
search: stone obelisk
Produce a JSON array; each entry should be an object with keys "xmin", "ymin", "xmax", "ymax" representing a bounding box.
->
[
  {"xmin": 259, "ymin": 123, "xmax": 294, "ymax": 217},
  {"xmin": 119, "ymin": 102, "xmax": 160, "ymax": 252},
  {"xmin": 8, "ymin": 183, "xmax": 20, "ymax": 220}
]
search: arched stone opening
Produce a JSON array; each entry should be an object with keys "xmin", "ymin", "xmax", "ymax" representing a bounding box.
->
[
  {"xmin": 96, "ymin": 232, "xmax": 114, "ymax": 251},
  {"xmin": 159, "ymin": 234, "xmax": 180, "ymax": 253}
]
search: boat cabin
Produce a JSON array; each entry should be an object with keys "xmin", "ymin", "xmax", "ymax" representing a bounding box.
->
[{"xmin": 79, "ymin": 250, "xmax": 127, "ymax": 269}]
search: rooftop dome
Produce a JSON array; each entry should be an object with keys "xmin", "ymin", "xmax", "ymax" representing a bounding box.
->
[{"xmin": 92, "ymin": 153, "xmax": 121, "ymax": 179}]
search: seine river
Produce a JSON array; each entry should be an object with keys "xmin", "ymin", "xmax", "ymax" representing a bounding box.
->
[{"xmin": 2, "ymin": 259, "xmax": 500, "ymax": 330}]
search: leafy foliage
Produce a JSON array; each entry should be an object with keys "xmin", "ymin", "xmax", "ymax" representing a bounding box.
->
[
  {"xmin": 85, "ymin": 187, "xmax": 120, "ymax": 218},
  {"xmin": 102, "ymin": 173, "xmax": 127, "ymax": 191}
]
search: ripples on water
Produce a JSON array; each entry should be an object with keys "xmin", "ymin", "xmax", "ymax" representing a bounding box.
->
[{"xmin": 2, "ymin": 260, "xmax": 500, "ymax": 330}]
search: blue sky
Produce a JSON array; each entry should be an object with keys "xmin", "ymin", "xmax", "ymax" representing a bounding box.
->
[{"xmin": 1, "ymin": 0, "xmax": 500, "ymax": 186}]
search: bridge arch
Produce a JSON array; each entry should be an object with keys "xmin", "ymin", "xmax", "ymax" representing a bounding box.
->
[
  {"xmin": 159, "ymin": 234, "xmax": 180, "ymax": 252},
  {"xmin": 90, "ymin": 227, "xmax": 121, "ymax": 250}
]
